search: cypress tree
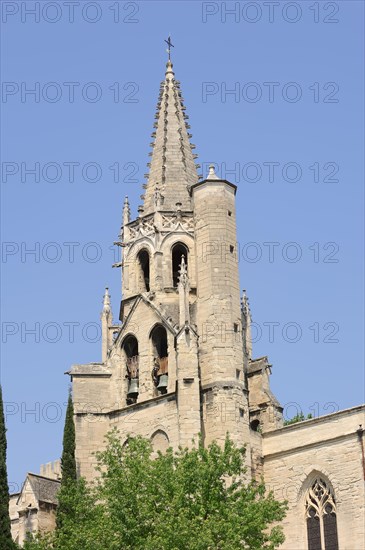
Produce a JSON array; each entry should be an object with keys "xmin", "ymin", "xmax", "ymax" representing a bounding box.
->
[
  {"xmin": 56, "ymin": 388, "xmax": 77, "ymax": 531},
  {"xmin": 60, "ymin": 388, "xmax": 77, "ymax": 484},
  {"xmin": 0, "ymin": 385, "xmax": 15, "ymax": 549}
]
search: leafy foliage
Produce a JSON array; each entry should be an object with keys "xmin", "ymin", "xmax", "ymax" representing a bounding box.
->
[
  {"xmin": 0, "ymin": 385, "xmax": 16, "ymax": 550},
  {"xmin": 284, "ymin": 412, "xmax": 313, "ymax": 426},
  {"xmin": 24, "ymin": 430, "xmax": 287, "ymax": 550}
]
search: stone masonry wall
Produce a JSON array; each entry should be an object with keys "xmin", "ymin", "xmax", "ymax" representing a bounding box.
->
[
  {"xmin": 262, "ymin": 406, "xmax": 365, "ymax": 550},
  {"xmin": 76, "ymin": 396, "xmax": 179, "ymax": 481}
]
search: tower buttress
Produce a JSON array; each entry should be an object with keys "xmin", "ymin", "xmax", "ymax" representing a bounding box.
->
[
  {"xmin": 191, "ymin": 164, "xmax": 251, "ymax": 453},
  {"xmin": 191, "ymin": 164, "xmax": 243, "ymax": 384}
]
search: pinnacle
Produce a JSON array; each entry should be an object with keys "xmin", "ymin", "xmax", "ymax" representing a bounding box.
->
[
  {"xmin": 102, "ymin": 287, "xmax": 111, "ymax": 315},
  {"xmin": 207, "ymin": 164, "xmax": 219, "ymax": 180}
]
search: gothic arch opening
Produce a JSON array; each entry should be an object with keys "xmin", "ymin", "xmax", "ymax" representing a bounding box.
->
[
  {"xmin": 122, "ymin": 335, "xmax": 139, "ymax": 404},
  {"xmin": 137, "ymin": 249, "xmax": 150, "ymax": 292},
  {"xmin": 122, "ymin": 334, "xmax": 138, "ymax": 360},
  {"xmin": 305, "ymin": 476, "xmax": 339, "ymax": 550},
  {"xmin": 150, "ymin": 325, "xmax": 168, "ymax": 394},
  {"xmin": 172, "ymin": 242, "xmax": 188, "ymax": 287},
  {"xmin": 151, "ymin": 430, "xmax": 169, "ymax": 453}
]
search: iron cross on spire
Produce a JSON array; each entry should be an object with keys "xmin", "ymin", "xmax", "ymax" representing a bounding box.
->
[{"xmin": 164, "ymin": 35, "xmax": 174, "ymax": 61}]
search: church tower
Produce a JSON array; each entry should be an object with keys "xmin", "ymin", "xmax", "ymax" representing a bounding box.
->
[{"xmin": 69, "ymin": 56, "xmax": 283, "ymax": 480}]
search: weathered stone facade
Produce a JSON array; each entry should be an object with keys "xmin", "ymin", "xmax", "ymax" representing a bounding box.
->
[
  {"xmin": 68, "ymin": 59, "xmax": 365, "ymax": 549},
  {"xmin": 67, "ymin": 59, "xmax": 365, "ymax": 548},
  {"xmin": 12, "ymin": 58, "xmax": 365, "ymax": 548},
  {"xmin": 263, "ymin": 406, "xmax": 365, "ymax": 549}
]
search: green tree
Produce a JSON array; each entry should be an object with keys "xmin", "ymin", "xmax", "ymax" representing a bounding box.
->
[
  {"xmin": 55, "ymin": 389, "xmax": 77, "ymax": 531},
  {"xmin": 284, "ymin": 412, "xmax": 313, "ymax": 426},
  {"xmin": 25, "ymin": 430, "xmax": 287, "ymax": 550},
  {"xmin": 0, "ymin": 385, "xmax": 15, "ymax": 549},
  {"xmin": 60, "ymin": 389, "xmax": 76, "ymax": 484}
]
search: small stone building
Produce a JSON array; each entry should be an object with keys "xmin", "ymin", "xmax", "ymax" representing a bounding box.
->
[{"xmin": 10, "ymin": 461, "xmax": 61, "ymax": 546}]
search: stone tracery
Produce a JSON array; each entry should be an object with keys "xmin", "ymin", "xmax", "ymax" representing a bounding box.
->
[{"xmin": 305, "ymin": 477, "xmax": 339, "ymax": 550}]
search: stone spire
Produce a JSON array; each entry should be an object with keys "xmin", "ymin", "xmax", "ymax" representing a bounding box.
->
[{"xmin": 142, "ymin": 60, "xmax": 199, "ymax": 214}]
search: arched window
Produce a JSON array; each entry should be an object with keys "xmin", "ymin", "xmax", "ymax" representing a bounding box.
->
[
  {"xmin": 137, "ymin": 249, "xmax": 150, "ymax": 292},
  {"xmin": 305, "ymin": 477, "xmax": 339, "ymax": 550},
  {"xmin": 150, "ymin": 325, "xmax": 168, "ymax": 394},
  {"xmin": 122, "ymin": 335, "xmax": 139, "ymax": 404},
  {"xmin": 172, "ymin": 243, "xmax": 188, "ymax": 287}
]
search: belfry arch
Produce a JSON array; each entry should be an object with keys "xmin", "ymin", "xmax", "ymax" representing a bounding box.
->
[
  {"xmin": 137, "ymin": 248, "xmax": 150, "ymax": 292},
  {"xmin": 150, "ymin": 324, "xmax": 169, "ymax": 394},
  {"xmin": 122, "ymin": 334, "xmax": 139, "ymax": 404},
  {"xmin": 171, "ymin": 242, "xmax": 188, "ymax": 287}
]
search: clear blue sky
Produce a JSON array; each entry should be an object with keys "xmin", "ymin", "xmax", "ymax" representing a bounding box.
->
[{"xmin": 1, "ymin": 0, "xmax": 364, "ymax": 491}]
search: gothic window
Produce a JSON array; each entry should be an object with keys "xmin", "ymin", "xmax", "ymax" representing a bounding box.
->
[
  {"xmin": 172, "ymin": 243, "xmax": 188, "ymax": 287},
  {"xmin": 305, "ymin": 477, "xmax": 339, "ymax": 550},
  {"xmin": 150, "ymin": 325, "xmax": 168, "ymax": 394},
  {"xmin": 137, "ymin": 249, "xmax": 150, "ymax": 292},
  {"xmin": 122, "ymin": 335, "xmax": 139, "ymax": 404}
]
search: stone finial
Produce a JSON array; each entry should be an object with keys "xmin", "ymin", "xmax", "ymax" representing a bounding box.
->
[
  {"xmin": 178, "ymin": 255, "xmax": 188, "ymax": 286},
  {"xmin": 137, "ymin": 205, "xmax": 144, "ymax": 218},
  {"xmin": 101, "ymin": 287, "xmax": 112, "ymax": 363},
  {"xmin": 178, "ymin": 255, "xmax": 190, "ymax": 327},
  {"xmin": 241, "ymin": 289, "xmax": 252, "ymax": 360},
  {"xmin": 207, "ymin": 163, "xmax": 219, "ymax": 180},
  {"xmin": 165, "ymin": 60, "xmax": 175, "ymax": 77},
  {"xmin": 102, "ymin": 287, "xmax": 111, "ymax": 316},
  {"xmin": 122, "ymin": 196, "xmax": 130, "ymax": 226}
]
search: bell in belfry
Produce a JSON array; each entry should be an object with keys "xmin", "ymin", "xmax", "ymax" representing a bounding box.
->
[
  {"xmin": 127, "ymin": 378, "xmax": 139, "ymax": 400},
  {"xmin": 157, "ymin": 374, "xmax": 168, "ymax": 394}
]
